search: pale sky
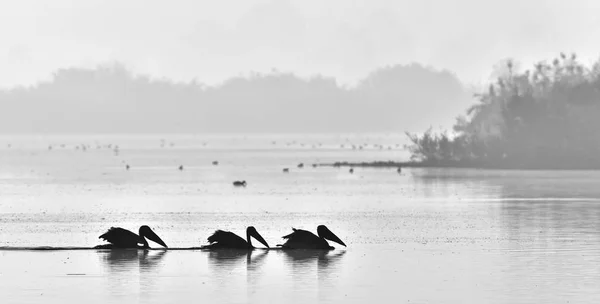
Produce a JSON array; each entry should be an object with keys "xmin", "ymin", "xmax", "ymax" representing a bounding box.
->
[{"xmin": 1, "ymin": 0, "xmax": 600, "ymax": 88}]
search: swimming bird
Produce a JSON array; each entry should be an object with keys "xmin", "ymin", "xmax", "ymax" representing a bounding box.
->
[
  {"xmin": 397, "ymin": 167, "xmax": 402, "ymax": 173},
  {"xmin": 349, "ymin": 168, "xmax": 354, "ymax": 174},
  {"xmin": 212, "ymin": 161, "xmax": 219, "ymax": 165},
  {"xmin": 200, "ymin": 226, "xmax": 270, "ymax": 250},
  {"xmin": 283, "ymin": 168, "xmax": 289, "ymax": 173},
  {"xmin": 178, "ymin": 165, "xmax": 184, "ymax": 171},
  {"xmin": 277, "ymin": 225, "xmax": 346, "ymax": 250},
  {"xmin": 95, "ymin": 226, "xmax": 168, "ymax": 249},
  {"xmin": 297, "ymin": 163, "xmax": 304, "ymax": 168},
  {"xmin": 233, "ymin": 180, "xmax": 247, "ymax": 187}
]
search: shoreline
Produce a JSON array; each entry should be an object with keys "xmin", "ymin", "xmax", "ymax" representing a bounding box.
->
[{"xmin": 318, "ymin": 160, "xmax": 600, "ymax": 171}]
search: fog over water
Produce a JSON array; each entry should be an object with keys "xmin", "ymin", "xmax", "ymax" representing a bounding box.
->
[{"xmin": 2, "ymin": 1, "xmax": 600, "ymax": 303}]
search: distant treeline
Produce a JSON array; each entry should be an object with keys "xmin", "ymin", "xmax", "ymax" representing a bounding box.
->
[
  {"xmin": 406, "ymin": 53, "xmax": 600, "ymax": 170},
  {"xmin": 0, "ymin": 63, "xmax": 468, "ymax": 134}
]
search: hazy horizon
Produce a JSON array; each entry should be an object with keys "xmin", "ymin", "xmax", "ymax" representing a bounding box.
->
[
  {"xmin": 3, "ymin": 0, "xmax": 600, "ymax": 134},
  {"xmin": 2, "ymin": 0, "xmax": 600, "ymax": 89},
  {"xmin": 0, "ymin": 63, "xmax": 471, "ymax": 134}
]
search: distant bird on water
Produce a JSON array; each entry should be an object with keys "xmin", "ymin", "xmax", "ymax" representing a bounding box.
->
[
  {"xmin": 212, "ymin": 161, "xmax": 219, "ymax": 166},
  {"xmin": 233, "ymin": 180, "xmax": 247, "ymax": 187},
  {"xmin": 349, "ymin": 168, "xmax": 354, "ymax": 174},
  {"xmin": 94, "ymin": 225, "xmax": 167, "ymax": 249},
  {"xmin": 200, "ymin": 226, "xmax": 270, "ymax": 250},
  {"xmin": 178, "ymin": 165, "xmax": 184, "ymax": 171},
  {"xmin": 283, "ymin": 168, "xmax": 289, "ymax": 173},
  {"xmin": 277, "ymin": 225, "xmax": 346, "ymax": 250},
  {"xmin": 126, "ymin": 164, "xmax": 130, "ymax": 170},
  {"xmin": 297, "ymin": 163, "xmax": 304, "ymax": 168},
  {"xmin": 397, "ymin": 167, "xmax": 402, "ymax": 173}
]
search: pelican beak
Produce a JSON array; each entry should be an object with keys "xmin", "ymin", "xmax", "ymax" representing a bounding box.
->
[
  {"xmin": 251, "ymin": 229, "xmax": 270, "ymax": 248},
  {"xmin": 323, "ymin": 228, "xmax": 346, "ymax": 247},
  {"xmin": 146, "ymin": 228, "xmax": 168, "ymax": 248}
]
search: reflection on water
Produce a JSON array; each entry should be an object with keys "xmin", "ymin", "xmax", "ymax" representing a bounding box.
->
[
  {"xmin": 206, "ymin": 249, "xmax": 250, "ymax": 267},
  {"xmin": 279, "ymin": 249, "xmax": 346, "ymax": 272},
  {"xmin": 98, "ymin": 249, "xmax": 168, "ymax": 298},
  {"xmin": 202, "ymin": 248, "xmax": 348, "ymax": 302},
  {"xmin": 99, "ymin": 249, "xmax": 168, "ymax": 273},
  {"xmin": 206, "ymin": 249, "xmax": 270, "ymax": 273},
  {"xmin": 203, "ymin": 249, "xmax": 271, "ymax": 302},
  {"xmin": 203, "ymin": 249, "xmax": 347, "ymax": 274}
]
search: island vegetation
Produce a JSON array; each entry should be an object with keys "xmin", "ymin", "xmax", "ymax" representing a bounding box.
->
[
  {"xmin": 403, "ymin": 53, "xmax": 600, "ymax": 170},
  {"xmin": 324, "ymin": 53, "xmax": 600, "ymax": 170}
]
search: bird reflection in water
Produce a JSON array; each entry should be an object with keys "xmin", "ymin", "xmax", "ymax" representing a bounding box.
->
[
  {"xmin": 206, "ymin": 249, "xmax": 270, "ymax": 299},
  {"xmin": 279, "ymin": 249, "xmax": 347, "ymax": 270},
  {"xmin": 279, "ymin": 250, "xmax": 347, "ymax": 302},
  {"xmin": 207, "ymin": 249, "xmax": 268, "ymax": 271},
  {"xmin": 99, "ymin": 249, "xmax": 168, "ymax": 298},
  {"xmin": 99, "ymin": 249, "xmax": 168, "ymax": 273}
]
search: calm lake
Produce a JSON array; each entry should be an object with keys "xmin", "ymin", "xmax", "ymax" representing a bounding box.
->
[{"xmin": 1, "ymin": 134, "xmax": 599, "ymax": 303}]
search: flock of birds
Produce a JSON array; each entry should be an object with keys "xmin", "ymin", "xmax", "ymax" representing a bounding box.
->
[
  {"xmin": 9, "ymin": 138, "xmax": 401, "ymax": 250},
  {"xmin": 125, "ymin": 157, "xmax": 400, "ymax": 187},
  {"xmin": 8, "ymin": 138, "xmax": 404, "ymax": 177},
  {"xmin": 93, "ymin": 225, "xmax": 346, "ymax": 250}
]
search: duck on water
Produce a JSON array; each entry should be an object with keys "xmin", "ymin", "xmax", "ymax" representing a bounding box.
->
[
  {"xmin": 277, "ymin": 225, "xmax": 346, "ymax": 250},
  {"xmin": 233, "ymin": 180, "xmax": 247, "ymax": 187},
  {"xmin": 94, "ymin": 226, "xmax": 168, "ymax": 249},
  {"xmin": 200, "ymin": 226, "xmax": 270, "ymax": 250}
]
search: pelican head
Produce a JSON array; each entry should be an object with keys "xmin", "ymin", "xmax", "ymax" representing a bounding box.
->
[
  {"xmin": 247, "ymin": 226, "xmax": 270, "ymax": 248},
  {"xmin": 317, "ymin": 225, "xmax": 346, "ymax": 247},
  {"xmin": 139, "ymin": 225, "xmax": 168, "ymax": 248}
]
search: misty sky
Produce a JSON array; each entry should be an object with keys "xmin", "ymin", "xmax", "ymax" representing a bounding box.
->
[{"xmin": 1, "ymin": 0, "xmax": 600, "ymax": 88}]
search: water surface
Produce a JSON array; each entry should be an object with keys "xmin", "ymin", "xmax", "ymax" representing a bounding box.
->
[{"xmin": 0, "ymin": 134, "xmax": 599, "ymax": 303}]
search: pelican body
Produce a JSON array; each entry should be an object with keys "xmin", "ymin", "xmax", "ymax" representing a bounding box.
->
[
  {"xmin": 278, "ymin": 225, "xmax": 346, "ymax": 250},
  {"xmin": 95, "ymin": 225, "xmax": 168, "ymax": 249},
  {"xmin": 201, "ymin": 226, "xmax": 269, "ymax": 250}
]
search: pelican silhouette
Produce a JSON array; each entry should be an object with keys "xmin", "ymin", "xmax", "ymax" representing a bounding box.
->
[
  {"xmin": 201, "ymin": 226, "xmax": 270, "ymax": 249},
  {"xmin": 94, "ymin": 226, "xmax": 168, "ymax": 249},
  {"xmin": 277, "ymin": 225, "xmax": 346, "ymax": 250}
]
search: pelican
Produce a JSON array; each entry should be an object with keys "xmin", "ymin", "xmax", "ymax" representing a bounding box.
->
[
  {"xmin": 95, "ymin": 226, "xmax": 168, "ymax": 249},
  {"xmin": 277, "ymin": 225, "xmax": 346, "ymax": 250},
  {"xmin": 201, "ymin": 226, "xmax": 270, "ymax": 250}
]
